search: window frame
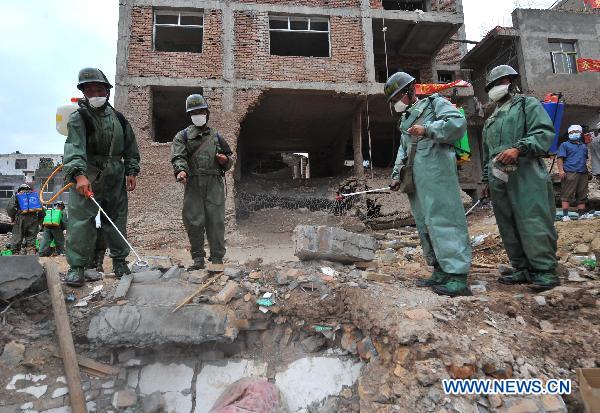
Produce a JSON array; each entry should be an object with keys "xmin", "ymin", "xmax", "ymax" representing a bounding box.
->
[
  {"xmin": 0, "ymin": 186, "xmax": 14, "ymax": 199},
  {"xmin": 153, "ymin": 10, "xmax": 205, "ymax": 53},
  {"xmin": 549, "ymin": 40, "xmax": 578, "ymax": 74},
  {"xmin": 15, "ymin": 159, "xmax": 27, "ymax": 170},
  {"xmin": 268, "ymin": 15, "xmax": 331, "ymax": 58}
]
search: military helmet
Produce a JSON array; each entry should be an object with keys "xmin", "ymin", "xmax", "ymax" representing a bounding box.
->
[
  {"xmin": 186, "ymin": 94, "xmax": 209, "ymax": 113},
  {"xmin": 77, "ymin": 67, "xmax": 113, "ymax": 91},
  {"xmin": 485, "ymin": 65, "xmax": 518, "ymax": 91},
  {"xmin": 17, "ymin": 184, "xmax": 31, "ymax": 192},
  {"xmin": 384, "ymin": 72, "xmax": 416, "ymax": 102}
]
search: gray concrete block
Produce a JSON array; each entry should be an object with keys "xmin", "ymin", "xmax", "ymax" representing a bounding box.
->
[
  {"xmin": 132, "ymin": 270, "xmax": 163, "ymax": 284},
  {"xmin": 162, "ymin": 265, "xmax": 182, "ymax": 280},
  {"xmin": 293, "ymin": 225, "xmax": 376, "ymax": 263},
  {"xmin": 0, "ymin": 256, "xmax": 45, "ymax": 300},
  {"xmin": 87, "ymin": 304, "xmax": 238, "ymax": 347},
  {"xmin": 113, "ymin": 273, "xmax": 134, "ymax": 300}
]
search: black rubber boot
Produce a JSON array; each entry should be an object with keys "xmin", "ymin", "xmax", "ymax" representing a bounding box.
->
[
  {"xmin": 65, "ymin": 267, "xmax": 85, "ymax": 288},
  {"xmin": 432, "ymin": 275, "xmax": 472, "ymax": 297},
  {"xmin": 188, "ymin": 258, "xmax": 205, "ymax": 271},
  {"xmin": 497, "ymin": 269, "xmax": 530, "ymax": 285},
  {"xmin": 113, "ymin": 260, "xmax": 131, "ymax": 278}
]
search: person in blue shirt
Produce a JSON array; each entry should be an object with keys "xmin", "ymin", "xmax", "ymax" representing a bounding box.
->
[{"xmin": 557, "ymin": 125, "xmax": 589, "ymax": 221}]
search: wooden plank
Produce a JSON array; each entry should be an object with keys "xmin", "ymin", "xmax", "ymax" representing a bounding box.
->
[
  {"xmin": 45, "ymin": 262, "xmax": 87, "ymax": 413},
  {"xmin": 172, "ymin": 274, "xmax": 221, "ymax": 313},
  {"xmin": 50, "ymin": 348, "xmax": 119, "ymax": 377}
]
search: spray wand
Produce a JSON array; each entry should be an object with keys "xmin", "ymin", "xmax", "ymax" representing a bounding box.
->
[
  {"xmin": 335, "ymin": 187, "xmax": 391, "ymax": 201},
  {"xmin": 84, "ymin": 189, "xmax": 148, "ymax": 268}
]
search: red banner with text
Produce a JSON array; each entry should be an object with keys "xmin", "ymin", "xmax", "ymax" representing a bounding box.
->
[{"xmin": 576, "ymin": 58, "xmax": 600, "ymax": 73}]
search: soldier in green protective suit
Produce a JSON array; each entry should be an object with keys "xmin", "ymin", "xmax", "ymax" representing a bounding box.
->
[
  {"xmin": 171, "ymin": 94, "xmax": 233, "ymax": 270},
  {"xmin": 63, "ymin": 68, "xmax": 140, "ymax": 287},
  {"xmin": 6, "ymin": 184, "xmax": 44, "ymax": 255},
  {"xmin": 40, "ymin": 201, "xmax": 68, "ymax": 256},
  {"xmin": 386, "ymin": 72, "xmax": 472, "ymax": 297},
  {"xmin": 481, "ymin": 65, "xmax": 558, "ymax": 291}
]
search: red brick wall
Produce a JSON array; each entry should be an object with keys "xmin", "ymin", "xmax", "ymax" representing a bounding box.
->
[
  {"xmin": 435, "ymin": 35, "xmax": 462, "ymax": 65},
  {"xmin": 237, "ymin": 0, "xmax": 360, "ymax": 6},
  {"xmin": 128, "ymin": 6, "xmax": 223, "ymax": 79},
  {"xmin": 234, "ymin": 11, "xmax": 366, "ymax": 83}
]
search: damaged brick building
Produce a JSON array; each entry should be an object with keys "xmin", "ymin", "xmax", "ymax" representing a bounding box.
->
[{"xmin": 115, "ymin": 0, "xmax": 475, "ymax": 245}]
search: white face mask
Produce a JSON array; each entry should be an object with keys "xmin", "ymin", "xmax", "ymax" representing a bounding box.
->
[
  {"xmin": 568, "ymin": 133, "xmax": 581, "ymax": 141},
  {"xmin": 191, "ymin": 114, "xmax": 207, "ymax": 127},
  {"xmin": 88, "ymin": 96, "xmax": 107, "ymax": 108},
  {"xmin": 488, "ymin": 84, "xmax": 510, "ymax": 102},
  {"xmin": 394, "ymin": 100, "xmax": 408, "ymax": 113}
]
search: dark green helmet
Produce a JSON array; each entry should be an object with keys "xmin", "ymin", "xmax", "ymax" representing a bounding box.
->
[
  {"xmin": 485, "ymin": 65, "xmax": 518, "ymax": 91},
  {"xmin": 77, "ymin": 67, "xmax": 113, "ymax": 91},
  {"xmin": 17, "ymin": 184, "xmax": 31, "ymax": 192},
  {"xmin": 186, "ymin": 94, "xmax": 208, "ymax": 113},
  {"xmin": 384, "ymin": 72, "xmax": 416, "ymax": 102}
]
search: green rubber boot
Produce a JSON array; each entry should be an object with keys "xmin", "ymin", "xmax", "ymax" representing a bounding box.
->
[
  {"xmin": 416, "ymin": 268, "xmax": 449, "ymax": 287},
  {"xmin": 529, "ymin": 271, "xmax": 559, "ymax": 291},
  {"xmin": 113, "ymin": 260, "xmax": 131, "ymax": 278},
  {"xmin": 497, "ymin": 269, "xmax": 530, "ymax": 285},
  {"xmin": 65, "ymin": 267, "xmax": 85, "ymax": 288},
  {"xmin": 432, "ymin": 274, "xmax": 472, "ymax": 297}
]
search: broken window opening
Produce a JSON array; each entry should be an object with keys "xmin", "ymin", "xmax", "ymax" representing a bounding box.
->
[
  {"xmin": 154, "ymin": 10, "xmax": 204, "ymax": 53},
  {"xmin": 152, "ymin": 87, "xmax": 204, "ymax": 143},
  {"xmin": 15, "ymin": 159, "xmax": 27, "ymax": 170},
  {"xmin": 381, "ymin": 0, "xmax": 427, "ymax": 11},
  {"xmin": 269, "ymin": 16, "xmax": 330, "ymax": 57},
  {"xmin": 549, "ymin": 40, "xmax": 577, "ymax": 74},
  {"xmin": 437, "ymin": 71, "xmax": 454, "ymax": 83}
]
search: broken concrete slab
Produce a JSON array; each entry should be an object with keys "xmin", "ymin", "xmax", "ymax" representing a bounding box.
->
[
  {"xmin": 139, "ymin": 363, "xmax": 194, "ymax": 394},
  {"xmin": 125, "ymin": 283, "xmax": 197, "ymax": 306},
  {"xmin": 0, "ymin": 256, "xmax": 45, "ymax": 300},
  {"xmin": 275, "ymin": 357, "xmax": 363, "ymax": 413},
  {"xmin": 293, "ymin": 225, "xmax": 376, "ymax": 263},
  {"xmin": 113, "ymin": 274, "xmax": 133, "ymax": 300},
  {"xmin": 132, "ymin": 270, "xmax": 163, "ymax": 284},
  {"xmin": 87, "ymin": 304, "xmax": 238, "ymax": 347},
  {"xmin": 162, "ymin": 265, "xmax": 182, "ymax": 280}
]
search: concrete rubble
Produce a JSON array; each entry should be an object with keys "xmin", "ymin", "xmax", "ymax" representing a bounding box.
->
[
  {"xmin": 293, "ymin": 225, "xmax": 377, "ymax": 263},
  {"xmin": 0, "ymin": 256, "xmax": 46, "ymax": 300},
  {"xmin": 0, "ymin": 216, "xmax": 598, "ymax": 413}
]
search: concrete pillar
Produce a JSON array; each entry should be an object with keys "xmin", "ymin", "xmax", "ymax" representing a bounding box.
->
[
  {"xmin": 222, "ymin": 1, "xmax": 235, "ymax": 112},
  {"xmin": 115, "ymin": 1, "xmax": 133, "ymax": 112},
  {"xmin": 352, "ymin": 109, "xmax": 365, "ymax": 178},
  {"xmin": 360, "ymin": 0, "xmax": 376, "ymax": 84}
]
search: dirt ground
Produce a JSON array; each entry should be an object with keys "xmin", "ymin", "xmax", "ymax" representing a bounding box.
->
[{"xmin": 0, "ymin": 206, "xmax": 598, "ymax": 412}]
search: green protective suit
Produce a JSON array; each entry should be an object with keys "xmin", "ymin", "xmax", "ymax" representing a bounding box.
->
[
  {"xmin": 63, "ymin": 104, "xmax": 140, "ymax": 268},
  {"xmin": 6, "ymin": 195, "xmax": 43, "ymax": 252},
  {"xmin": 482, "ymin": 95, "xmax": 557, "ymax": 273},
  {"xmin": 39, "ymin": 209, "xmax": 68, "ymax": 256},
  {"xmin": 88, "ymin": 228, "xmax": 107, "ymax": 269},
  {"xmin": 392, "ymin": 94, "xmax": 472, "ymax": 275},
  {"xmin": 171, "ymin": 125, "xmax": 233, "ymax": 261}
]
